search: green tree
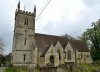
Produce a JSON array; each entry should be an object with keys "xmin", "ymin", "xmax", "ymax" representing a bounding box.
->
[
  {"xmin": 0, "ymin": 38, "xmax": 5, "ymax": 53},
  {"xmin": 77, "ymin": 33, "xmax": 88, "ymax": 45},
  {"xmin": 0, "ymin": 38, "xmax": 5, "ymax": 66},
  {"xmin": 0, "ymin": 54, "xmax": 5, "ymax": 66},
  {"xmin": 5, "ymin": 53, "xmax": 12, "ymax": 64},
  {"xmin": 81, "ymin": 19, "xmax": 100, "ymax": 61}
]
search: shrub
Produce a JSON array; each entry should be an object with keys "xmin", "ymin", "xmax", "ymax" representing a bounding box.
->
[
  {"xmin": 93, "ymin": 60, "xmax": 100, "ymax": 65},
  {"xmin": 34, "ymin": 65, "xmax": 40, "ymax": 72}
]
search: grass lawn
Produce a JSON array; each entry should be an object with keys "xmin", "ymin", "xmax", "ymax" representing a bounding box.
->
[
  {"xmin": 5, "ymin": 67, "xmax": 16, "ymax": 72},
  {"xmin": 5, "ymin": 67, "xmax": 28, "ymax": 72},
  {"xmin": 5, "ymin": 67, "xmax": 40, "ymax": 72},
  {"xmin": 34, "ymin": 67, "xmax": 40, "ymax": 72},
  {"xmin": 78, "ymin": 64, "xmax": 100, "ymax": 72},
  {"xmin": 19, "ymin": 68, "xmax": 28, "ymax": 72},
  {"xmin": 5, "ymin": 64, "xmax": 100, "ymax": 72},
  {"xmin": 59, "ymin": 64, "xmax": 100, "ymax": 72}
]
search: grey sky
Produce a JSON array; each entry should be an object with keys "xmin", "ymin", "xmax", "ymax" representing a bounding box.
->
[{"xmin": 0, "ymin": 0, "xmax": 100, "ymax": 54}]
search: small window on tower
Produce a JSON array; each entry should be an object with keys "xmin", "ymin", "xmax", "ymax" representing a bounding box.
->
[
  {"xmin": 25, "ymin": 17, "xmax": 28, "ymax": 25},
  {"xmin": 24, "ymin": 37, "xmax": 27, "ymax": 45},
  {"xmin": 23, "ymin": 54, "xmax": 26, "ymax": 61}
]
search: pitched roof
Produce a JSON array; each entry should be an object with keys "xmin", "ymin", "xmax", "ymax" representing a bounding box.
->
[
  {"xmin": 40, "ymin": 46, "xmax": 50, "ymax": 57},
  {"xmin": 69, "ymin": 39, "xmax": 90, "ymax": 52},
  {"xmin": 35, "ymin": 33, "xmax": 68, "ymax": 53},
  {"xmin": 35, "ymin": 33, "xmax": 90, "ymax": 57}
]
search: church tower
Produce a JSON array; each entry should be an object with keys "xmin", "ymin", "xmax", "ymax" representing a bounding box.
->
[{"xmin": 12, "ymin": 1, "xmax": 36, "ymax": 66}]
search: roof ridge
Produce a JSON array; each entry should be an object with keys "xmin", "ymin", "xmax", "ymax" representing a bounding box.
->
[{"xmin": 35, "ymin": 33, "xmax": 66, "ymax": 38}]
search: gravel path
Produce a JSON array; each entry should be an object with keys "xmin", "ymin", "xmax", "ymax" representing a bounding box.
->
[{"xmin": 0, "ymin": 67, "xmax": 7, "ymax": 72}]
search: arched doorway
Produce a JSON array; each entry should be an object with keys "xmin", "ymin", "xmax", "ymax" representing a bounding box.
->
[{"xmin": 50, "ymin": 55, "xmax": 54, "ymax": 65}]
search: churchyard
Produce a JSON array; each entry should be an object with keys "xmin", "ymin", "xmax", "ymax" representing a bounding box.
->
[{"xmin": 4, "ymin": 64, "xmax": 100, "ymax": 72}]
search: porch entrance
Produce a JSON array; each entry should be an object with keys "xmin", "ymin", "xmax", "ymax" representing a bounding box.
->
[{"xmin": 50, "ymin": 55, "xmax": 54, "ymax": 65}]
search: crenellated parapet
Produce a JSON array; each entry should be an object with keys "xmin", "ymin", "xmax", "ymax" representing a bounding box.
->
[
  {"xmin": 15, "ymin": 1, "xmax": 36, "ymax": 19},
  {"xmin": 15, "ymin": 9, "xmax": 35, "ymax": 16}
]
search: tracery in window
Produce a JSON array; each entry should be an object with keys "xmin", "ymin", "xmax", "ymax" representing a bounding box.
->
[
  {"xmin": 67, "ymin": 50, "xmax": 71, "ymax": 60},
  {"xmin": 58, "ymin": 50, "xmax": 61, "ymax": 60}
]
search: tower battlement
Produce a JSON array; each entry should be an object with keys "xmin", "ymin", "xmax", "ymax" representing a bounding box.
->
[
  {"xmin": 15, "ymin": 9, "xmax": 35, "ymax": 16},
  {"xmin": 15, "ymin": 1, "xmax": 36, "ymax": 19}
]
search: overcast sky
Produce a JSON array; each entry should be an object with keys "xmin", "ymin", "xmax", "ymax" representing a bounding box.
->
[{"xmin": 0, "ymin": 0, "xmax": 100, "ymax": 54}]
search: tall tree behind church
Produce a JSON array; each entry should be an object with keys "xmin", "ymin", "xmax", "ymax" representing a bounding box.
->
[{"xmin": 81, "ymin": 19, "xmax": 100, "ymax": 61}]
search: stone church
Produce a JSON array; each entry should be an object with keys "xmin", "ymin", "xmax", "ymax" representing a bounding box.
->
[{"xmin": 12, "ymin": 2, "xmax": 92, "ymax": 67}]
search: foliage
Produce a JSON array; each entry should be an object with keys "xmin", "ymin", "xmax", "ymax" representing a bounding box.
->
[
  {"xmin": 5, "ymin": 66, "xmax": 40, "ymax": 72},
  {"xmin": 5, "ymin": 64, "xmax": 100, "ymax": 72},
  {"xmin": 58, "ymin": 64, "xmax": 66, "ymax": 68},
  {"xmin": 59, "ymin": 64, "xmax": 100, "ymax": 72},
  {"xmin": 78, "ymin": 64, "xmax": 100, "ymax": 72},
  {"xmin": 5, "ymin": 67, "xmax": 16, "ymax": 72},
  {"xmin": 19, "ymin": 67, "xmax": 28, "ymax": 72},
  {"xmin": 0, "ymin": 54, "xmax": 5, "ymax": 66},
  {"xmin": 34, "ymin": 65, "xmax": 40, "ymax": 72},
  {"xmin": 58, "ymin": 64, "xmax": 73, "ymax": 72},
  {"xmin": 93, "ymin": 60, "xmax": 100, "ymax": 65},
  {"xmin": 5, "ymin": 67, "xmax": 28, "ymax": 72},
  {"xmin": 80, "ymin": 19, "xmax": 100, "ymax": 61},
  {"xmin": 65, "ymin": 66, "xmax": 71, "ymax": 72},
  {"xmin": 0, "ymin": 38, "xmax": 5, "ymax": 51},
  {"xmin": 0, "ymin": 53, "xmax": 12, "ymax": 67},
  {"xmin": 5, "ymin": 53, "xmax": 12, "ymax": 65}
]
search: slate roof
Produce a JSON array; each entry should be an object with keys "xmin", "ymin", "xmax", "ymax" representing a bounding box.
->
[
  {"xmin": 69, "ymin": 39, "xmax": 90, "ymax": 52},
  {"xmin": 35, "ymin": 33, "xmax": 68, "ymax": 53},
  {"xmin": 35, "ymin": 33, "xmax": 90, "ymax": 57},
  {"xmin": 40, "ymin": 46, "xmax": 50, "ymax": 57}
]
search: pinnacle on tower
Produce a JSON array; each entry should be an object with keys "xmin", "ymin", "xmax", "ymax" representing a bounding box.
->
[
  {"xmin": 34, "ymin": 5, "xmax": 36, "ymax": 15},
  {"xmin": 18, "ymin": 1, "xmax": 20, "ymax": 11}
]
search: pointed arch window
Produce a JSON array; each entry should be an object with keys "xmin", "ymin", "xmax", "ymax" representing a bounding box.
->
[
  {"xmin": 67, "ymin": 50, "xmax": 71, "ymax": 60},
  {"xmin": 58, "ymin": 50, "xmax": 61, "ymax": 60},
  {"xmin": 24, "ymin": 17, "xmax": 28, "ymax": 25}
]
